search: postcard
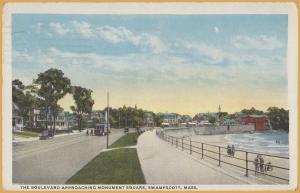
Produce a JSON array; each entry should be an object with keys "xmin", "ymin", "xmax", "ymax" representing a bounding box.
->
[{"xmin": 2, "ymin": 2, "xmax": 298, "ymax": 191}]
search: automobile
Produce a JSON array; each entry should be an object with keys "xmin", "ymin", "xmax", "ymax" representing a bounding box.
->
[
  {"xmin": 39, "ymin": 130, "xmax": 49, "ymax": 140},
  {"xmin": 94, "ymin": 123, "xmax": 110, "ymax": 136}
]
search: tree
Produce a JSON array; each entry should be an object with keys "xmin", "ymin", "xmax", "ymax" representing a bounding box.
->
[
  {"xmin": 34, "ymin": 68, "xmax": 71, "ymax": 132},
  {"xmin": 154, "ymin": 114, "xmax": 163, "ymax": 126},
  {"xmin": 70, "ymin": 86, "xmax": 94, "ymax": 131},
  {"xmin": 267, "ymin": 107, "xmax": 289, "ymax": 132},
  {"xmin": 241, "ymin": 107, "xmax": 264, "ymax": 115},
  {"xmin": 208, "ymin": 116, "xmax": 216, "ymax": 124},
  {"xmin": 12, "ymin": 79, "xmax": 39, "ymax": 125}
]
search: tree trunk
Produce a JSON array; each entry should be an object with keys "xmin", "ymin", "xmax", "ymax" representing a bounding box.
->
[
  {"xmin": 53, "ymin": 113, "xmax": 56, "ymax": 136},
  {"xmin": 45, "ymin": 107, "xmax": 48, "ymax": 131}
]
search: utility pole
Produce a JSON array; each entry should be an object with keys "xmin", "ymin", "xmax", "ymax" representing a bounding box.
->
[
  {"xmin": 106, "ymin": 92, "xmax": 109, "ymax": 148},
  {"xmin": 119, "ymin": 111, "xmax": 121, "ymax": 129}
]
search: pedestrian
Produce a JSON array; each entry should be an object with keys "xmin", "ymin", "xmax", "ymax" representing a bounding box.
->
[
  {"xmin": 86, "ymin": 129, "xmax": 89, "ymax": 136},
  {"xmin": 90, "ymin": 129, "xmax": 94, "ymax": 136},
  {"xmin": 254, "ymin": 155, "xmax": 260, "ymax": 175},
  {"xmin": 259, "ymin": 155, "xmax": 265, "ymax": 174},
  {"xmin": 227, "ymin": 145, "xmax": 231, "ymax": 156},
  {"xmin": 231, "ymin": 145, "xmax": 235, "ymax": 157}
]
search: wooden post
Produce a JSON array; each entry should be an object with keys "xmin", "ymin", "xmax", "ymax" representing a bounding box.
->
[
  {"xmin": 190, "ymin": 140, "xmax": 192, "ymax": 154},
  {"xmin": 201, "ymin": 143, "xmax": 204, "ymax": 159},
  {"xmin": 245, "ymin": 152, "xmax": 249, "ymax": 177},
  {"xmin": 218, "ymin": 146, "xmax": 221, "ymax": 166}
]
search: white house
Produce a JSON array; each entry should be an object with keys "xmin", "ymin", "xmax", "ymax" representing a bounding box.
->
[
  {"xmin": 12, "ymin": 103, "xmax": 23, "ymax": 132},
  {"xmin": 29, "ymin": 109, "xmax": 67, "ymax": 130}
]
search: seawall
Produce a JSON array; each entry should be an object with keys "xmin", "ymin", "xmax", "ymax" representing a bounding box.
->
[{"xmin": 164, "ymin": 124, "xmax": 255, "ymax": 137}]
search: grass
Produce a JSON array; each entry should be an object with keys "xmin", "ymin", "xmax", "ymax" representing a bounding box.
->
[
  {"xmin": 66, "ymin": 148, "xmax": 146, "ymax": 184},
  {"xmin": 109, "ymin": 133, "xmax": 139, "ymax": 148},
  {"xmin": 13, "ymin": 130, "xmax": 40, "ymax": 138}
]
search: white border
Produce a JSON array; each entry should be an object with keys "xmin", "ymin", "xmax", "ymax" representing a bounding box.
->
[{"xmin": 2, "ymin": 2, "xmax": 298, "ymax": 191}]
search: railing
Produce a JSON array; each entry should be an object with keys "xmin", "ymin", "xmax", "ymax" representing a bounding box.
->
[{"xmin": 156, "ymin": 130, "xmax": 289, "ymax": 183}]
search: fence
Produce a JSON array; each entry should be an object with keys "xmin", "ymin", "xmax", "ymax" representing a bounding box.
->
[{"xmin": 156, "ymin": 130, "xmax": 289, "ymax": 183}]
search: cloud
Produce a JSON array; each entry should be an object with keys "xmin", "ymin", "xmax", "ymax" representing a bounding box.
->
[
  {"xmin": 71, "ymin": 21, "xmax": 95, "ymax": 38},
  {"xmin": 49, "ymin": 22, "xmax": 69, "ymax": 36},
  {"xmin": 214, "ymin": 26, "xmax": 219, "ymax": 33},
  {"xmin": 36, "ymin": 21, "xmax": 167, "ymax": 54},
  {"xmin": 13, "ymin": 46, "xmax": 287, "ymax": 90},
  {"xmin": 179, "ymin": 41, "xmax": 225, "ymax": 64},
  {"xmin": 231, "ymin": 35, "xmax": 283, "ymax": 50}
]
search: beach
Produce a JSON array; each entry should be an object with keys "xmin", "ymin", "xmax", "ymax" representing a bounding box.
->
[{"xmin": 167, "ymin": 133, "xmax": 290, "ymax": 184}]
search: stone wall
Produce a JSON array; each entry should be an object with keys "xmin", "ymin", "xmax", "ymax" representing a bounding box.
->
[{"xmin": 164, "ymin": 124, "xmax": 255, "ymax": 137}]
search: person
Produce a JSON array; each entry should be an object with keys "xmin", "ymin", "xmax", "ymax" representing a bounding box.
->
[
  {"xmin": 254, "ymin": 155, "xmax": 260, "ymax": 175},
  {"xmin": 259, "ymin": 155, "xmax": 265, "ymax": 174},
  {"xmin": 265, "ymin": 161, "xmax": 273, "ymax": 172},
  {"xmin": 86, "ymin": 129, "xmax": 89, "ymax": 136},
  {"xmin": 227, "ymin": 145, "xmax": 231, "ymax": 156},
  {"xmin": 90, "ymin": 129, "xmax": 94, "ymax": 136},
  {"xmin": 231, "ymin": 145, "xmax": 235, "ymax": 157}
]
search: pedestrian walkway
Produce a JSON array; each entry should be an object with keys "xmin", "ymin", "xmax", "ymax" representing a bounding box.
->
[
  {"xmin": 13, "ymin": 129, "xmax": 87, "ymax": 143},
  {"xmin": 137, "ymin": 130, "xmax": 272, "ymax": 185}
]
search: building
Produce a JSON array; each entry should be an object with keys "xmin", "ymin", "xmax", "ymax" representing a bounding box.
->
[
  {"xmin": 86, "ymin": 110, "xmax": 106, "ymax": 128},
  {"xmin": 64, "ymin": 112, "xmax": 77, "ymax": 129},
  {"xmin": 239, "ymin": 115, "xmax": 272, "ymax": 131},
  {"xmin": 12, "ymin": 103, "xmax": 23, "ymax": 132},
  {"xmin": 223, "ymin": 118, "xmax": 236, "ymax": 125},
  {"xmin": 29, "ymin": 109, "xmax": 67, "ymax": 130},
  {"xmin": 179, "ymin": 115, "xmax": 192, "ymax": 123},
  {"xmin": 144, "ymin": 112, "xmax": 155, "ymax": 127},
  {"xmin": 160, "ymin": 113, "xmax": 179, "ymax": 126}
]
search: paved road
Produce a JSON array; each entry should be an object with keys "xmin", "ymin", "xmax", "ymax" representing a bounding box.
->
[{"xmin": 13, "ymin": 129, "xmax": 124, "ymax": 184}]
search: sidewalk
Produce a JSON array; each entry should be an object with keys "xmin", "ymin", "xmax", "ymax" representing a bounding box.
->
[
  {"xmin": 137, "ymin": 130, "xmax": 270, "ymax": 185},
  {"xmin": 13, "ymin": 129, "xmax": 87, "ymax": 143}
]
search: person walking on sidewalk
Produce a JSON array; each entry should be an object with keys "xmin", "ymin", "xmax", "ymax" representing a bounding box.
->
[
  {"xmin": 259, "ymin": 155, "xmax": 265, "ymax": 174},
  {"xmin": 254, "ymin": 155, "xmax": 260, "ymax": 175}
]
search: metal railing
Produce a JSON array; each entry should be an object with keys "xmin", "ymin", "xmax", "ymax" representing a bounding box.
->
[{"xmin": 156, "ymin": 130, "xmax": 289, "ymax": 183}]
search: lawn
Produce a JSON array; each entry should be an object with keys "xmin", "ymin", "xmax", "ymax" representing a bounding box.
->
[
  {"xmin": 66, "ymin": 148, "xmax": 146, "ymax": 184},
  {"xmin": 13, "ymin": 130, "xmax": 40, "ymax": 138},
  {"xmin": 109, "ymin": 133, "xmax": 139, "ymax": 148}
]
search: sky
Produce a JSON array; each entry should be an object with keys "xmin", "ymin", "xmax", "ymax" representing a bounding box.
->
[{"xmin": 12, "ymin": 14, "xmax": 288, "ymax": 116}]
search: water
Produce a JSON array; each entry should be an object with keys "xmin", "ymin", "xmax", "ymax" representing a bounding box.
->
[{"xmin": 225, "ymin": 130, "xmax": 289, "ymax": 157}]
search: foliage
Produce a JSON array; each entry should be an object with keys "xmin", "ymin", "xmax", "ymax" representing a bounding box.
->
[
  {"xmin": 241, "ymin": 107, "xmax": 264, "ymax": 115},
  {"xmin": 34, "ymin": 68, "xmax": 71, "ymax": 131},
  {"xmin": 267, "ymin": 107, "xmax": 289, "ymax": 131},
  {"xmin": 12, "ymin": 79, "xmax": 39, "ymax": 124},
  {"xmin": 70, "ymin": 86, "xmax": 94, "ymax": 131},
  {"xmin": 66, "ymin": 148, "xmax": 146, "ymax": 184},
  {"xmin": 208, "ymin": 116, "xmax": 216, "ymax": 124}
]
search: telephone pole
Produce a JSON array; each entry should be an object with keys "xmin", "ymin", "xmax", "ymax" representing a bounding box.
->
[{"xmin": 106, "ymin": 92, "xmax": 109, "ymax": 148}]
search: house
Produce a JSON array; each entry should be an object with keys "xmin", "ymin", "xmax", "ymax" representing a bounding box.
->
[
  {"xmin": 86, "ymin": 110, "xmax": 106, "ymax": 128},
  {"xmin": 29, "ymin": 109, "xmax": 67, "ymax": 130},
  {"xmin": 64, "ymin": 112, "xmax": 77, "ymax": 129},
  {"xmin": 160, "ymin": 113, "xmax": 179, "ymax": 126},
  {"xmin": 223, "ymin": 118, "xmax": 236, "ymax": 125},
  {"xmin": 12, "ymin": 103, "xmax": 23, "ymax": 132},
  {"xmin": 239, "ymin": 115, "xmax": 272, "ymax": 131},
  {"xmin": 179, "ymin": 115, "xmax": 192, "ymax": 123},
  {"xmin": 144, "ymin": 112, "xmax": 155, "ymax": 127}
]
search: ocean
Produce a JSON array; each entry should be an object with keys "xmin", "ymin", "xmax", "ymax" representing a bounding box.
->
[{"xmin": 224, "ymin": 130, "xmax": 289, "ymax": 157}]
